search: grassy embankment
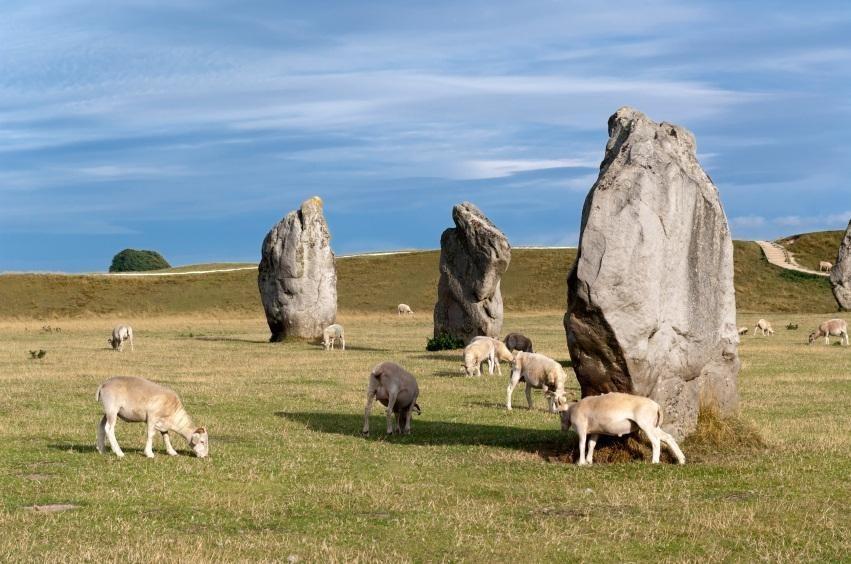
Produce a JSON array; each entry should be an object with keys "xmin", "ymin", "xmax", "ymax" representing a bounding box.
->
[
  {"xmin": 0, "ymin": 242, "xmax": 840, "ymax": 319},
  {"xmin": 777, "ymin": 230, "xmax": 844, "ymax": 271}
]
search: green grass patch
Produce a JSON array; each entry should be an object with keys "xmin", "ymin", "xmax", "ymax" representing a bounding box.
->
[{"xmin": 777, "ymin": 230, "xmax": 844, "ymax": 271}]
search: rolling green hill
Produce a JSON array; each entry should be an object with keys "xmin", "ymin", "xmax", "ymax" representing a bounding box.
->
[
  {"xmin": 777, "ymin": 230, "xmax": 844, "ymax": 271},
  {"xmin": 0, "ymin": 239, "xmax": 840, "ymax": 319}
]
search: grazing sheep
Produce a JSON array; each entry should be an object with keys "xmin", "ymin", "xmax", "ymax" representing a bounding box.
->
[
  {"xmin": 504, "ymin": 332, "xmax": 534, "ymax": 353},
  {"xmin": 462, "ymin": 338, "xmax": 494, "ymax": 377},
  {"xmin": 737, "ymin": 326, "xmax": 749, "ymax": 336},
  {"xmin": 470, "ymin": 336, "xmax": 514, "ymax": 376},
  {"xmin": 558, "ymin": 392, "xmax": 685, "ymax": 465},
  {"xmin": 753, "ymin": 319, "xmax": 774, "ymax": 337},
  {"xmin": 808, "ymin": 318, "xmax": 849, "ymax": 346},
  {"xmin": 397, "ymin": 303, "xmax": 414, "ymax": 315},
  {"xmin": 819, "ymin": 261, "xmax": 833, "ymax": 272},
  {"xmin": 95, "ymin": 376, "xmax": 208, "ymax": 459},
  {"xmin": 108, "ymin": 324, "xmax": 134, "ymax": 351},
  {"xmin": 322, "ymin": 324, "xmax": 345, "ymax": 350},
  {"xmin": 362, "ymin": 362, "xmax": 420, "ymax": 435},
  {"xmin": 507, "ymin": 351, "xmax": 568, "ymax": 413}
]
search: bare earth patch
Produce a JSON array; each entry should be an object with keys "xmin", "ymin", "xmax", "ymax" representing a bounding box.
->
[{"xmin": 26, "ymin": 504, "xmax": 78, "ymax": 512}]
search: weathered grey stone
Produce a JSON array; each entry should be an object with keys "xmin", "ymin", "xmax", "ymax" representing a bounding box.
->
[
  {"xmin": 434, "ymin": 202, "xmax": 511, "ymax": 343},
  {"xmin": 564, "ymin": 107, "xmax": 739, "ymax": 440},
  {"xmin": 258, "ymin": 196, "xmax": 337, "ymax": 342},
  {"xmin": 830, "ymin": 219, "xmax": 851, "ymax": 311}
]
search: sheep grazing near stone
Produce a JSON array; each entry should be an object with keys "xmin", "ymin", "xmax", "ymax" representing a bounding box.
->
[
  {"xmin": 506, "ymin": 351, "xmax": 568, "ymax": 413},
  {"xmin": 397, "ymin": 303, "xmax": 414, "ymax": 315},
  {"xmin": 819, "ymin": 261, "xmax": 833, "ymax": 272},
  {"xmin": 469, "ymin": 336, "xmax": 514, "ymax": 376},
  {"xmin": 462, "ymin": 338, "xmax": 494, "ymax": 377},
  {"xmin": 737, "ymin": 326, "xmax": 748, "ymax": 336},
  {"xmin": 362, "ymin": 362, "xmax": 420, "ymax": 436},
  {"xmin": 108, "ymin": 324, "xmax": 134, "ymax": 351},
  {"xmin": 95, "ymin": 376, "xmax": 209, "ymax": 459},
  {"xmin": 753, "ymin": 319, "xmax": 774, "ymax": 336},
  {"xmin": 503, "ymin": 332, "xmax": 534, "ymax": 353},
  {"xmin": 808, "ymin": 318, "xmax": 849, "ymax": 346},
  {"xmin": 322, "ymin": 324, "xmax": 345, "ymax": 350},
  {"xmin": 558, "ymin": 392, "xmax": 686, "ymax": 465}
]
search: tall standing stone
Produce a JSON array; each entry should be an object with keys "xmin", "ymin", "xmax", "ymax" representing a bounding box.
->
[
  {"xmin": 564, "ymin": 107, "xmax": 739, "ymax": 439},
  {"xmin": 434, "ymin": 202, "xmax": 511, "ymax": 343},
  {"xmin": 830, "ymin": 219, "xmax": 851, "ymax": 310},
  {"xmin": 258, "ymin": 196, "xmax": 337, "ymax": 342}
]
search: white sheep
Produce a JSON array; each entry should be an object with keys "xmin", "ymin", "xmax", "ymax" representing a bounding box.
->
[
  {"xmin": 469, "ymin": 336, "xmax": 514, "ymax": 376},
  {"xmin": 362, "ymin": 362, "xmax": 420, "ymax": 435},
  {"xmin": 397, "ymin": 304, "xmax": 414, "ymax": 315},
  {"xmin": 506, "ymin": 351, "xmax": 568, "ymax": 412},
  {"xmin": 819, "ymin": 261, "xmax": 833, "ymax": 272},
  {"xmin": 808, "ymin": 318, "xmax": 849, "ymax": 346},
  {"xmin": 108, "ymin": 324, "xmax": 134, "ymax": 351},
  {"xmin": 558, "ymin": 392, "xmax": 685, "ymax": 465},
  {"xmin": 322, "ymin": 324, "xmax": 345, "ymax": 350},
  {"xmin": 753, "ymin": 319, "xmax": 774, "ymax": 336},
  {"xmin": 95, "ymin": 376, "xmax": 209, "ymax": 459}
]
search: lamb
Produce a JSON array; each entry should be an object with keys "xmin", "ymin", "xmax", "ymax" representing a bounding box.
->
[
  {"xmin": 819, "ymin": 261, "xmax": 833, "ymax": 272},
  {"xmin": 322, "ymin": 324, "xmax": 345, "ymax": 350},
  {"xmin": 808, "ymin": 318, "xmax": 849, "ymax": 346},
  {"xmin": 462, "ymin": 338, "xmax": 494, "ymax": 377},
  {"xmin": 753, "ymin": 319, "xmax": 774, "ymax": 336},
  {"xmin": 558, "ymin": 392, "xmax": 685, "ymax": 465},
  {"xmin": 504, "ymin": 332, "xmax": 534, "ymax": 353},
  {"xmin": 506, "ymin": 351, "xmax": 568, "ymax": 413},
  {"xmin": 737, "ymin": 326, "xmax": 749, "ymax": 335},
  {"xmin": 469, "ymin": 336, "xmax": 514, "ymax": 376},
  {"xmin": 397, "ymin": 303, "xmax": 414, "ymax": 315},
  {"xmin": 95, "ymin": 376, "xmax": 209, "ymax": 459},
  {"xmin": 362, "ymin": 362, "xmax": 420, "ymax": 435},
  {"xmin": 108, "ymin": 324, "xmax": 134, "ymax": 351}
]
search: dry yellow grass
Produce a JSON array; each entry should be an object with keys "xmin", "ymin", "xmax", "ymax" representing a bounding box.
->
[{"xmin": 0, "ymin": 312, "xmax": 848, "ymax": 562}]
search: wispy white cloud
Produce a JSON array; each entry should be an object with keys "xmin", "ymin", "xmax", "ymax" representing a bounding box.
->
[{"xmin": 454, "ymin": 158, "xmax": 597, "ymax": 180}]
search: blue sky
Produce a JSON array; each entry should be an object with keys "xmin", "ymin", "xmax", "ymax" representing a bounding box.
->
[{"xmin": 1, "ymin": 1, "xmax": 849, "ymax": 271}]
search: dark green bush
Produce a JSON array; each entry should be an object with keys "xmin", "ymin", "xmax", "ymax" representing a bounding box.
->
[
  {"xmin": 109, "ymin": 249, "xmax": 171, "ymax": 272},
  {"xmin": 426, "ymin": 333, "xmax": 465, "ymax": 351}
]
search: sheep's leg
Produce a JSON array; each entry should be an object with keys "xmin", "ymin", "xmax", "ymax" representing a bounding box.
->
[
  {"xmin": 129, "ymin": 335, "xmax": 134, "ymax": 352},
  {"xmin": 362, "ymin": 387, "xmax": 377, "ymax": 435},
  {"xmin": 495, "ymin": 358, "xmax": 502, "ymax": 376},
  {"xmin": 843, "ymin": 331, "xmax": 849, "ymax": 346},
  {"xmin": 636, "ymin": 421, "xmax": 661, "ymax": 463},
  {"xmin": 655, "ymin": 428, "xmax": 686, "ymax": 464},
  {"xmin": 576, "ymin": 426, "xmax": 587, "ymax": 466},
  {"xmin": 162, "ymin": 432, "xmax": 179, "ymax": 456},
  {"xmin": 144, "ymin": 421, "xmax": 156, "ymax": 458},
  {"xmin": 525, "ymin": 383, "xmax": 533, "ymax": 410},
  {"xmin": 104, "ymin": 413, "xmax": 124, "ymax": 458},
  {"xmin": 825, "ymin": 335, "xmax": 830, "ymax": 345},
  {"xmin": 341, "ymin": 337, "xmax": 345, "ymax": 351},
  {"xmin": 402, "ymin": 408, "xmax": 412, "ymax": 435},
  {"xmin": 506, "ymin": 369, "xmax": 522, "ymax": 410},
  {"xmin": 487, "ymin": 350, "xmax": 495, "ymax": 376},
  {"xmin": 385, "ymin": 390, "xmax": 398, "ymax": 435},
  {"xmin": 586, "ymin": 434, "xmax": 599, "ymax": 465},
  {"xmin": 96, "ymin": 415, "xmax": 107, "ymax": 454}
]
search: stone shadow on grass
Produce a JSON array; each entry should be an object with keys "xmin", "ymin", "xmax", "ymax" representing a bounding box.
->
[
  {"xmin": 276, "ymin": 411, "xmax": 568, "ymax": 452},
  {"xmin": 193, "ymin": 336, "xmax": 268, "ymax": 345}
]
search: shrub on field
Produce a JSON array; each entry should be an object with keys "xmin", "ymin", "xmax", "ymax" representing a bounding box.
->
[
  {"xmin": 426, "ymin": 333, "xmax": 465, "ymax": 351},
  {"xmin": 109, "ymin": 249, "xmax": 171, "ymax": 272}
]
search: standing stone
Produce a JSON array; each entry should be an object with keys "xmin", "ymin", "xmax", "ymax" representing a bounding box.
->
[
  {"xmin": 434, "ymin": 203, "xmax": 511, "ymax": 343},
  {"xmin": 830, "ymin": 219, "xmax": 851, "ymax": 310},
  {"xmin": 564, "ymin": 107, "xmax": 739, "ymax": 439},
  {"xmin": 258, "ymin": 196, "xmax": 337, "ymax": 342}
]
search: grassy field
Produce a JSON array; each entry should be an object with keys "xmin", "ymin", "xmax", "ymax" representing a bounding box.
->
[
  {"xmin": 0, "ymin": 240, "xmax": 842, "ymax": 319},
  {"xmin": 0, "ymin": 312, "xmax": 848, "ymax": 562},
  {"xmin": 777, "ymin": 230, "xmax": 844, "ymax": 272}
]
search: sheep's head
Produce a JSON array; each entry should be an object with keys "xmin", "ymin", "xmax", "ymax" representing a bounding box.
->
[
  {"xmin": 189, "ymin": 427, "xmax": 209, "ymax": 458},
  {"xmin": 413, "ymin": 403, "xmax": 422, "ymax": 415},
  {"xmin": 557, "ymin": 403, "xmax": 575, "ymax": 431},
  {"xmin": 808, "ymin": 331, "xmax": 818, "ymax": 345},
  {"xmin": 107, "ymin": 337, "xmax": 118, "ymax": 350}
]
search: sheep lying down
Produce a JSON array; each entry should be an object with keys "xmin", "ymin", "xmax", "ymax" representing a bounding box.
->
[
  {"xmin": 96, "ymin": 376, "xmax": 209, "ymax": 459},
  {"xmin": 559, "ymin": 392, "xmax": 685, "ymax": 465}
]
